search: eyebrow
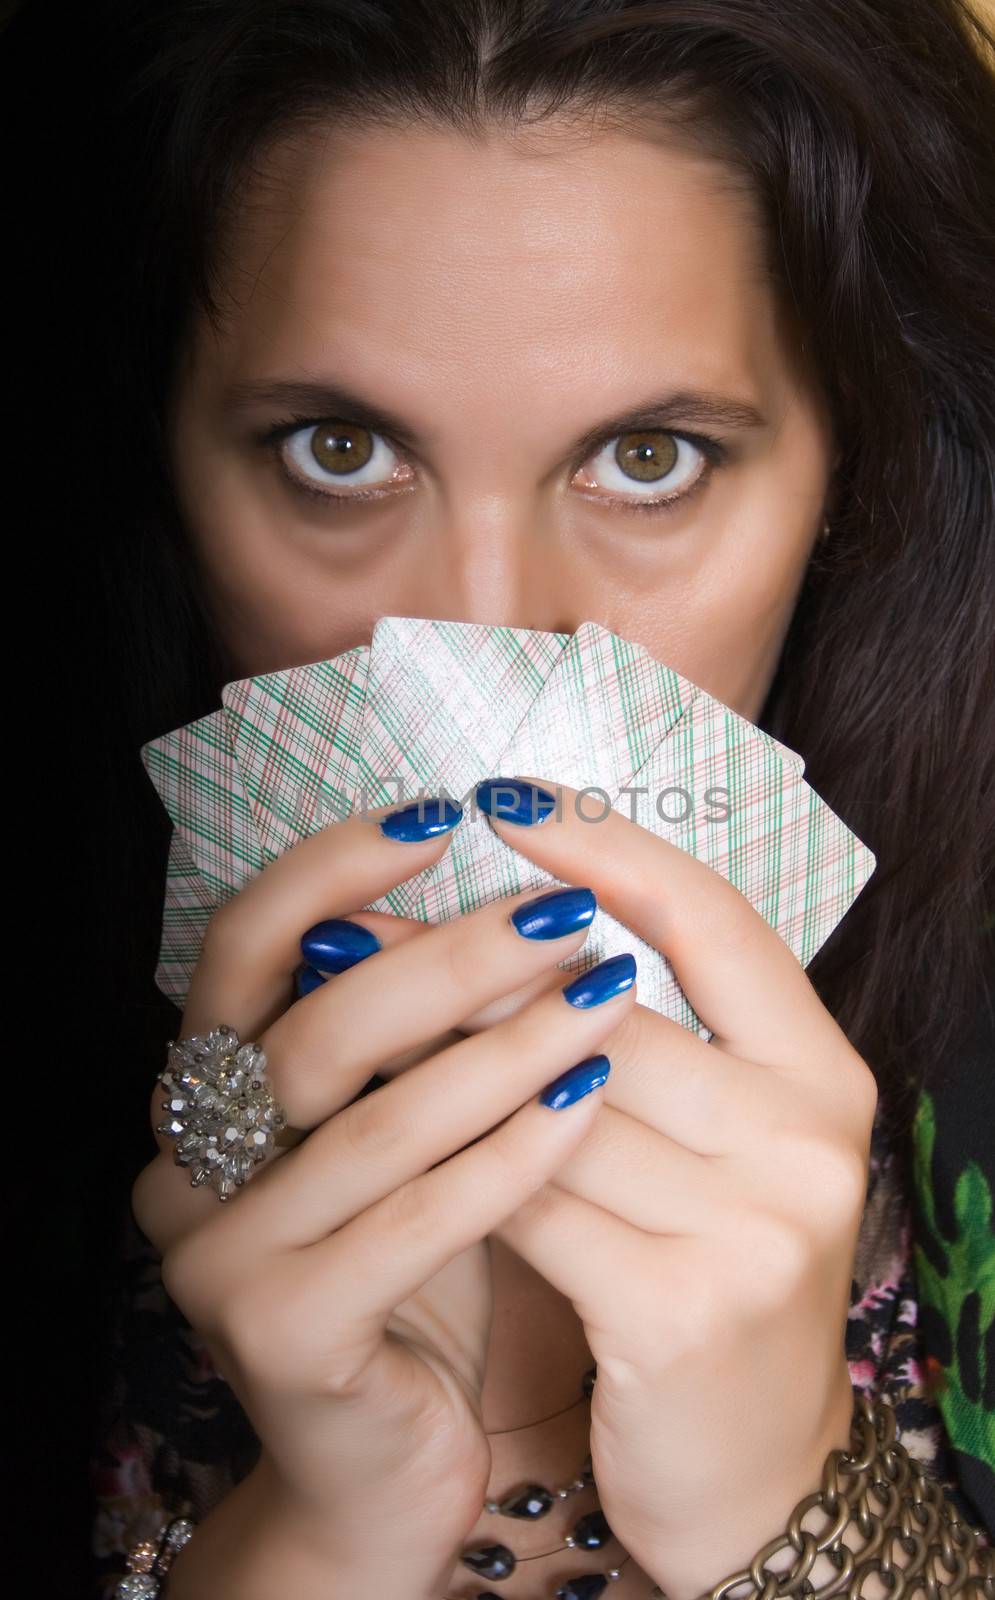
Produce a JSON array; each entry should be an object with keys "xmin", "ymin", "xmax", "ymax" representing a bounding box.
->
[{"xmin": 222, "ymin": 377, "xmax": 768, "ymax": 455}]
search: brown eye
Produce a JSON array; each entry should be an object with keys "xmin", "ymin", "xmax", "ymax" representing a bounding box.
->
[
  {"xmin": 615, "ymin": 431, "xmax": 679, "ymax": 482},
  {"xmin": 309, "ymin": 421, "xmax": 374, "ymax": 476},
  {"xmin": 279, "ymin": 419, "xmax": 412, "ymax": 499},
  {"xmin": 573, "ymin": 429, "xmax": 708, "ymax": 508}
]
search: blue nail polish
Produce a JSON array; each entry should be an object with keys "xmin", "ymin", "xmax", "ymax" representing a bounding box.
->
[
  {"xmin": 295, "ymin": 963, "xmax": 327, "ymax": 997},
  {"xmin": 510, "ymin": 885, "xmax": 596, "ymax": 941},
  {"xmin": 379, "ymin": 796, "xmax": 463, "ymax": 842},
  {"xmin": 562, "ymin": 952, "xmax": 637, "ymax": 1008},
  {"xmin": 476, "ymin": 777, "xmax": 557, "ymax": 826},
  {"xmin": 539, "ymin": 1054, "xmax": 612, "ymax": 1110},
  {"xmin": 300, "ymin": 918, "xmax": 382, "ymax": 973}
]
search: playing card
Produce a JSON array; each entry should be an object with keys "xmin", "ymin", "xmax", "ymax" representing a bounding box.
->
[
  {"xmin": 357, "ymin": 620, "xmax": 868, "ymax": 1032},
  {"xmin": 221, "ymin": 646, "xmax": 370, "ymax": 861},
  {"xmin": 353, "ymin": 617, "xmax": 570, "ymax": 918},
  {"xmin": 153, "ymin": 829, "xmax": 217, "ymax": 1007},
  {"xmin": 357, "ymin": 615, "xmax": 570, "ymax": 809},
  {"xmin": 140, "ymin": 708, "xmax": 264, "ymax": 899},
  {"xmin": 140, "ymin": 616, "xmax": 876, "ymax": 1022},
  {"xmin": 357, "ymin": 618, "xmax": 695, "ymax": 922}
]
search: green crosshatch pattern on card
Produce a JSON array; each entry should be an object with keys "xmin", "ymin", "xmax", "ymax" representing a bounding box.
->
[
  {"xmin": 357, "ymin": 618, "xmax": 569, "ymax": 814},
  {"xmin": 141, "ymin": 712, "xmax": 264, "ymax": 901},
  {"xmin": 141, "ymin": 617, "xmax": 877, "ymax": 1015},
  {"xmin": 222, "ymin": 651, "xmax": 369, "ymax": 858},
  {"xmin": 230, "ymin": 654, "xmax": 366, "ymax": 818},
  {"xmin": 154, "ymin": 831, "xmax": 216, "ymax": 1001}
]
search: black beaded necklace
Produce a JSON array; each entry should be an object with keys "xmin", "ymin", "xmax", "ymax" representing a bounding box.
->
[{"xmin": 446, "ymin": 1363, "xmax": 658, "ymax": 1600}]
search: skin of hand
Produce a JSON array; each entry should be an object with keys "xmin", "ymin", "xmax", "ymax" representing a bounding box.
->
[
  {"xmin": 301, "ymin": 775, "xmax": 874, "ymax": 1599},
  {"xmin": 476, "ymin": 775, "xmax": 871, "ymax": 1600},
  {"xmin": 132, "ymin": 797, "xmax": 635, "ymax": 1574}
]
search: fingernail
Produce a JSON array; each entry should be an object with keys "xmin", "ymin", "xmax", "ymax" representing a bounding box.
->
[
  {"xmin": 476, "ymin": 777, "xmax": 557, "ymax": 826},
  {"xmin": 539, "ymin": 1054, "xmax": 611, "ymax": 1110},
  {"xmin": 379, "ymin": 796, "xmax": 463, "ymax": 841},
  {"xmin": 509, "ymin": 885, "xmax": 596, "ymax": 941},
  {"xmin": 295, "ymin": 963, "xmax": 327, "ymax": 997},
  {"xmin": 562, "ymin": 952, "xmax": 637, "ymax": 1008},
  {"xmin": 300, "ymin": 918, "xmax": 382, "ymax": 973}
]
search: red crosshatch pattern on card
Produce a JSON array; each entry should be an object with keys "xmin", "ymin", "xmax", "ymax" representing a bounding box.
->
[{"xmin": 141, "ymin": 618, "xmax": 876, "ymax": 1017}]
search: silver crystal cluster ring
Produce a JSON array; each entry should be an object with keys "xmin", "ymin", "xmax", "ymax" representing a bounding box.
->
[{"xmin": 156, "ymin": 1023, "xmax": 289, "ymax": 1202}]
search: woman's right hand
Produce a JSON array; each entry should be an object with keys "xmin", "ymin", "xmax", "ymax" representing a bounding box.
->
[{"xmin": 131, "ymin": 795, "xmax": 637, "ymax": 1577}]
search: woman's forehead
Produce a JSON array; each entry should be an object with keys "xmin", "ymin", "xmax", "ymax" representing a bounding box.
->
[{"xmin": 198, "ymin": 119, "xmax": 781, "ymax": 401}]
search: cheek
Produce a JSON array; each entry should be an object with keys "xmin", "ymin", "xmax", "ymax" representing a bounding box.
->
[
  {"xmin": 681, "ymin": 555, "xmax": 809, "ymax": 716},
  {"xmin": 202, "ymin": 526, "xmax": 351, "ymax": 665},
  {"xmin": 637, "ymin": 573, "xmax": 803, "ymax": 719},
  {"xmin": 649, "ymin": 427, "xmax": 828, "ymax": 713},
  {"xmin": 620, "ymin": 496, "xmax": 818, "ymax": 717},
  {"xmin": 176, "ymin": 433, "xmax": 380, "ymax": 672}
]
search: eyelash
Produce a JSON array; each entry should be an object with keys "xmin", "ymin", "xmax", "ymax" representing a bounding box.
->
[{"xmin": 258, "ymin": 412, "xmax": 728, "ymax": 517}]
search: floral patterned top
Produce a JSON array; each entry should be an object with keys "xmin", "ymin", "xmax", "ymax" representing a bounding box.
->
[{"xmin": 89, "ymin": 1067, "xmax": 995, "ymax": 1598}]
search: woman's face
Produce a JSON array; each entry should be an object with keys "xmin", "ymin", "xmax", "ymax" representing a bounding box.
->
[{"xmin": 168, "ymin": 118, "xmax": 835, "ymax": 720}]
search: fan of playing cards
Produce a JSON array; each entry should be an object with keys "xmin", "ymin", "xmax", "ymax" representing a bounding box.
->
[{"xmin": 140, "ymin": 616, "xmax": 876, "ymax": 1035}]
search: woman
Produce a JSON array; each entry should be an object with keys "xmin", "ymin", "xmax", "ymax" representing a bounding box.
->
[{"xmin": 79, "ymin": 1, "xmax": 995, "ymax": 1596}]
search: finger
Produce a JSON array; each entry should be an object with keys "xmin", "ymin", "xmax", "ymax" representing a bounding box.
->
[
  {"xmin": 491, "ymin": 1181, "xmax": 659, "ymax": 1334},
  {"xmin": 182, "ymin": 793, "xmax": 464, "ymax": 1040},
  {"xmin": 457, "ymin": 964, "xmax": 591, "ymax": 1032},
  {"xmin": 170, "ymin": 954, "xmax": 634, "ymax": 1262},
  {"xmin": 294, "ymin": 911, "xmax": 466, "ymax": 1069},
  {"xmin": 147, "ymin": 802, "xmax": 463, "ymax": 1160},
  {"xmin": 132, "ymin": 949, "xmax": 630, "ymax": 1259},
  {"xmin": 296, "ymin": 909, "xmax": 423, "ymax": 985},
  {"xmin": 294, "ymin": 1080, "xmax": 611, "ymax": 1343},
  {"xmin": 147, "ymin": 916, "xmax": 428, "ymax": 1165},
  {"xmin": 206, "ymin": 1073, "xmax": 611, "ymax": 1387},
  {"xmin": 139, "ymin": 881, "xmax": 604, "ymax": 1244},
  {"xmin": 598, "ymin": 1002, "xmax": 780, "ymax": 1153},
  {"xmin": 479, "ymin": 773, "xmax": 839, "ymax": 1072},
  {"xmin": 295, "ymin": 909, "xmax": 562, "ymax": 1037},
  {"xmin": 538, "ymin": 1102, "xmax": 723, "ymax": 1235},
  {"xmin": 257, "ymin": 882, "xmax": 602, "ymax": 1128}
]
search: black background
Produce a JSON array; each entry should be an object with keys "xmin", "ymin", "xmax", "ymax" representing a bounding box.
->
[
  {"xmin": 5, "ymin": 1, "xmax": 183, "ymax": 1592},
  {"xmin": 5, "ymin": 0, "xmax": 993, "ymax": 1592}
]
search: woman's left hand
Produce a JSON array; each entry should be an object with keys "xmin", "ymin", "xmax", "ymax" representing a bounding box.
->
[{"xmin": 483, "ymin": 775, "xmax": 875, "ymax": 1600}]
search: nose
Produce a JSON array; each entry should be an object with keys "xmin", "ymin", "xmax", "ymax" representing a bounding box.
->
[{"xmin": 399, "ymin": 505, "xmax": 586, "ymax": 638}]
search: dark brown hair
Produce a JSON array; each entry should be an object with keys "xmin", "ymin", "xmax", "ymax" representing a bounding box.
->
[{"xmin": 60, "ymin": 0, "xmax": 995, "ymax": 1153}]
